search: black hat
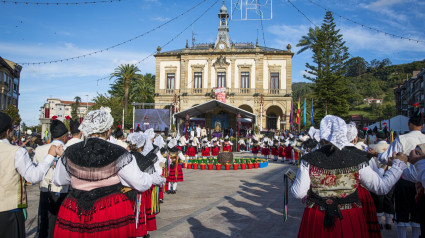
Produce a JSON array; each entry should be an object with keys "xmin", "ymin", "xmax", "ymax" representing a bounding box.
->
[
  {"xmin": 69, "ymin": 119, "xmax": 80, "ymax": 134},
  {"xmin": 160, "ymin": 147, "xmax": 167, "ymax": 154},
  {"xmin": 50, "ymin": 119, "xmax": 68, "ymax": 138},
  {"xmin": 373, "ymin": 126, "xmax": 378, "ymax": 134},
  {"xmin": 367, "ymin": 129, "xmax": 372, "ymax": 134},
  {"xmin": 253, "ymin": 139, "xmax": 258, "ymax": 143},
  {"xmin": 357, "ymin": 130, "xmax": 365, "ymax": 139},
  {"xmin": 115, "ymin": 126, "xmax": 124, "ymax": 138},
  {"xmin": 376, "ymin": 131, "xmax": 386, "ymax": 139},
  {"xmin": 409, "ymin": 107, "xmax": 424, "ymax": 126},
  {"xmin": 224, "ymin": 138, "xmax": 229, "ymax": 142},
  {"xmin": 0, "ymin": 112, "xmax": 12, "ymax": 134}
]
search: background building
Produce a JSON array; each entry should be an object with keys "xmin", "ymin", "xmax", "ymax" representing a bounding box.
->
[
  {"xmin": 39, "ymin": 98, "xmax": 95, "ymax": 121},
  {"xmin": 394, "ymin": 70, "xmax": 425, "ymax": 117},
  {"xmin": 154, "ymin": 2, "xmax": 293, "ymax": 131},
  {"xmin": 0, "ymin": 57, "xmax": 22, "ymax": 110}
]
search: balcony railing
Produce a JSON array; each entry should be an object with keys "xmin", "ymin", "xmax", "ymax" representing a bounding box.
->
[
  {"xmin": 192, "ymin": 88, "xmax": 203, "ymax": 94},
  {"xmin": 165, "ymin": 89, "xmax": 175, "ymax": 94},
  {"xmin": 157, "ymin": 88, "xmax": 290, "ymax": 97}
]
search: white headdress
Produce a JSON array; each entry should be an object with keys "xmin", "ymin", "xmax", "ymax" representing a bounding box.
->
[
  {"xmin": 319, "ymin": 115, "xmax": 350, "ymax": 150},
  {"xmin": 154, "ymin": 135, "xmax": 166, "ymax": 148},
  {"xmin": 346, "ymin": 122, "xmax": 358, "ymax": 143},
  {"xmin": 127, "ymin": 132, "xmax": 146, "ymax": 148},
  {"xmin": 79, "ymin": 107, "xmax": 114, "ymax": 137},
  {"xmin": 308, "ymin": 126, "xmax": 320, "ymax": 142},
  {"xmin": 144, "ymin": 128, "xmax": 155, "ymax": 140}
]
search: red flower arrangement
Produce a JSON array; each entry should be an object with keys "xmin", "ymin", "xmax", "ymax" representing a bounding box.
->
[
  {"xmin": 52, "ymin": 115, "xmax": 58, "ymax": 120},
  {"xmin": 413, "ymin": 103, "xmax": 419, "ymax": 107},
  {"xmin": 363, "ymin": 127, "xmax": 367, "ymax": 131},
  {"xmin": 65, "ymin": 115, "xmax": 71, "ymax": 120},
  {"xmin": 117, "ymin": 125, "xmax": 121, "ymax": 129}
]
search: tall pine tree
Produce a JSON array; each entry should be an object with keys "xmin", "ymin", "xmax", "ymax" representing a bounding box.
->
[{"xmin": 298, "ymin": 11, "xmax": 350, "ymax": 123}]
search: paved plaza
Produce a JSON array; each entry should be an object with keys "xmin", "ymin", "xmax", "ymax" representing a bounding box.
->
[{"xmin": 25, "ymin": 153, "xmax": 401, "ymax": 237}]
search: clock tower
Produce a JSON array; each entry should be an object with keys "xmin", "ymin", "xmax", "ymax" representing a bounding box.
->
[{"xmin": 214, "ymin": 0, "xmax": 230, "ymax": 50}]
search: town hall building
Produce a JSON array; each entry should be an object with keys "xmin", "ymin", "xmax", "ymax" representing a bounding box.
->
[{"xmin": 154, "ymin": 2, "xmax": 293, "ymax": 132}]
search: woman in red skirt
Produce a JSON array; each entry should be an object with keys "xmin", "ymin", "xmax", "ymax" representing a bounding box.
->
[
  {"xmin": 261, "ymin": 139, "xmax": 270, "ymax": 160},
  {"xmin": 185, "ymin": 140, "xmax": 196, "ymax": 159},
  {"xmin": 52, "ymin": 107, "xmax": 160, "ymax": 238},
  {"xmin": 211, "ymin": 139, "xmax": 220, "ymax": 157},
  {"xmin": 251, "ymin": 139, "xmax": 260, "ymax": 158},
  {"xmin": 166, "ymin": 139, "xmax": 184, "ymax": 194},
  {"xmin": 223, "ymin": 138, "xmax": 232, "ymax": 152},
  {"xmin": 271, "ymin": 139, "xmax": 279, "ymax": 161},
  {"xmin": 201, "ymin": 138, "xmax": 211, "ymax": 157},
  {"xmin": 291, "ymin": 115, "xmax": 407, "ymax": 238}
]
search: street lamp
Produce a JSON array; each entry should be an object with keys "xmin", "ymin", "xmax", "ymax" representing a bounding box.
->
[
  {"xmin": 185, "ymin": 114, "xmax": 190, "ymax": 140},
  {"xmin": 237, "ymin": 113, "xmax": 241, "ymax": 152},
  {"xmin": 144, "ymin": 115, "xmax": 149, "ymax": 131}
]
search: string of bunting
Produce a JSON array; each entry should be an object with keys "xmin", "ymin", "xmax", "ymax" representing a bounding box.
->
[
  {"xmin": 95, "ymin": 0, "xmax": 219, "ymax": 86},
  {"xmin": 308, "ymin": 0, "xmax": 425, "ymax": 44},
  {"xmin": 18, "ymin": 0, "xmax": 208, "ymax": 65},
  {"xmin": 286, "ymin": 0, "xmax": 317, "ymax": 27},
  {"xmin": 1, "ymin": 0, "xmax": 123, "ymax": 5}
]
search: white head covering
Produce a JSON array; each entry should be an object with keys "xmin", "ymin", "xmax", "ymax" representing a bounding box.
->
[
  {"xmin": 79, "ymin": 107, "xmax": 114, "ymax": 137},
  {"xmin": 127, "ymin": 132, "xmax": 146, "ymax": 148},
  {"xmin": 142, "ymin": 138, "xmax": 154, "ymax": 156},
  {"xmin": 154, "ymin": 135, "xmax": 165, "ymax": 148},
  {"xmin": 319, "ymin": 115, "xmax": 350, "ymax": 150},
  {"xmin": 144, "ymin": 128, "xmax": 155, "ymax": 140},
  {"xmin": 308, "ymin": 126, "xmax": 320, "ymax": 142},
  {"xmin": 168, "ymin": 138, "xmax": 177, "ymax": 149},
  {"xmin": 346, "ymin": 122, "xmax": 358, "ymax": 143}
]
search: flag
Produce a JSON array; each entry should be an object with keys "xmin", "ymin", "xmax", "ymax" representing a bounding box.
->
[
  {"xmin": 303, "ymin": 98, "xmax": 306, "ymax": 126},
  {"xmin": 296, "ymin": 98, "xmax": 301, "ymax": 125},
  {"xmin": 289, "ymin": 99, "xmax": 293, "ymax": 125},
  {"xmin": 311, "ymin": 98, "xmax": 314, "ymax": 126}
]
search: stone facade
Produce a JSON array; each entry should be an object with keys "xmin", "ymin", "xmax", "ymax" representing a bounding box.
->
[
  {"xmin": 0, "ymin": 57, "xmax": 22, "ymax": 110},
  {"xmin": 154, "ymin": 2, "xmax": 293, "ymax": 130}
]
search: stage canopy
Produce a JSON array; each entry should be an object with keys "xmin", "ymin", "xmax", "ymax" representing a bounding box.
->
[
  {"xmin": 365, "ymin": 115, "xmax": 425, "ymax": 133},
  {"xmin": 174, "ymin": 100, "xmax": 256, "ymax": 120}
]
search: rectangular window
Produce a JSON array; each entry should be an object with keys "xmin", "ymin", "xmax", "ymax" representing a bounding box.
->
[
  {"xmin": 217, "ymin": 72, "xmax": 226, "ymax": 88},
  {"xmin": 194, "ymin": 72, "xmax": 202, "ymax": 88},
  {"xmin": 270, "ymin": 73, "xmax": 279, "ymax": 89},
  {"xmin": 241, "ymin": 72, "xmax": 249, "ymax": 88},
  {"xmin": 167, "ymin": 73, "xmax": 175, "ymax": 89}
]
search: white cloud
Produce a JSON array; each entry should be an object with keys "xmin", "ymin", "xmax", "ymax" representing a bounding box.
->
[{"xmin": 152, "ymin": 16, "xmax": 171, "ymax": 22}]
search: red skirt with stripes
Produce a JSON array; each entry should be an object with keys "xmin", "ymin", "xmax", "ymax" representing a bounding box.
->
[
  {"xmin": 54, "ymin": 193, "xmax": 136, "ymax": 238},
  {"xmin": 261, "ymin": 148, "xmax": 270, "ymax": 155},
  {"xmin": 144, "ymin": 187, "xmax": 157, "ymax": 232},
  {"xmin": 358, "ymin": 185, "xmax": 381, "ymax": 238},
  {"xmin": 167, "ymin": 164, "xmax": 183, "ymax": 182},
  {"xmin": 297, "ymin": 205, "xmax": 368, "ymax": 238}
]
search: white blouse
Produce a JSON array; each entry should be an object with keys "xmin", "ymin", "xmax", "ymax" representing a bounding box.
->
[{"xmin": 291, "ymin": 159, "xmax": 407, "ymax": 199}]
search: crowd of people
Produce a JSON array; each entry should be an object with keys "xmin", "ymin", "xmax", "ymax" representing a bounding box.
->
[{"xmin": 2, "ymin": 105, "xmax": 425, "ymax": 238}]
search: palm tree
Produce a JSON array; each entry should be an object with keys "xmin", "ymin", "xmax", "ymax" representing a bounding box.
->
[
  {"xmin": 110, "ymin": 64, "xmax": 142, "ymax": 115},
  {"xmin": 296, "ymin": 26, "xmax": 320, "ymax": 55},
  {"xmin": 71, "ymin": 96, "xmax": 82, "ymax": 119}
]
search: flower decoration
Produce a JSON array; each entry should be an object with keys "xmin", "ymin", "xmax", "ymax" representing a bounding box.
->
[
  {"xmin": 413, "ymin": 103, "xmax": 420, "ymax": 107},
  {"xmin": 52, "ymin": 115, "xmax": 58, "ymax": 120},
  {"xmin": 363, "ymin": 127, "xmax": 367, "ymax": 131},
  {"xmin": 65, "ymin": 115, "xmax": 71, "ymax": 120},
  {"xmin": 117, "ymin": 125, "xmax": 121, "ymax": 129}
]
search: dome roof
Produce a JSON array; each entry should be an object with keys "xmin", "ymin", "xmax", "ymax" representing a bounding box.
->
[{"xmin": 220, "ymin": 4, "xmax": 228, "ymax": 13}]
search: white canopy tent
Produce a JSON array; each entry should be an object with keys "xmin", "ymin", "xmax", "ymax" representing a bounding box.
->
[{"xmin": 366, "ymin": 115, "xmax": 425, "ymax": 133}]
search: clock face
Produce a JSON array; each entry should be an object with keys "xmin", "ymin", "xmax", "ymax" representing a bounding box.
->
[{"xmin": 218, "ymin": 43, "xmax": 225, "ymax": 50}]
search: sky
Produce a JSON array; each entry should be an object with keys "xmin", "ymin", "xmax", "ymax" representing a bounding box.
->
[{"xmin": 1, "ymin": 0, "xmax": 425, "ymax": 126}]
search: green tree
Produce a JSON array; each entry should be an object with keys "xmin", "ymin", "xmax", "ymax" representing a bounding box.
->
[
  {"xmin": 91, "ymin": 93, "xmax": 134, "ymax": 129},
  {"xmin": 4, "ymin": 104, "xmax": 21, "ymax": 125},
  {"xmin": 71, "ymin": 96, "xmax": 81, "ymax": 119},
  {"xmin": 109, "ymin": 73, "xmax": 155, "ymax": 104},
  {"xmin": 298, "ymin": 11, "xmax": 350, "ymax": 123},
  {"xmin": 109, "ymin": 64, "xmax": 142, "ymax": 116},
  {"xmin": 296, "ymin": 27, "xmax": 320, "ymax": 55}
]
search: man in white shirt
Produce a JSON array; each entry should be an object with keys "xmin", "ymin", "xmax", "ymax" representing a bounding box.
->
[
  {"xmin": 65, "ymin": 119, "xmax": 83, "ymax": 147},
  {"xmin": 196, "ymin": 125, "xmax": 201, "ymax": 138},
  {"xmin": 34, "ymin": 119, "xmax": 69, "ymax": 238},
  {"xmin": 373, "ymin": 108, "xmax": 425, "ymax": 238},
  {"xmin": 0, "ymin": 112, "xmax": 61, "ymax": 238}
]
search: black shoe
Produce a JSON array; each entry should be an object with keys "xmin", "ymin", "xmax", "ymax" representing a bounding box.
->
[
  {"xmin": 165, "ymin": 191, "xmax": 170, "ymax": 194},
  {"xmin": 385, "ymin": 224, "xmax": 391, "ymax": 230},
  {"xmin": 160, "ymin": 199, "xmax": 164, "ymax": 203},
  {"xmin": 379, "ymin": 224, "xmax": 383, "ymax": 230}
]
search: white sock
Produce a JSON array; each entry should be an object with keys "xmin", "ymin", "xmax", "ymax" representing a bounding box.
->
[
  {"xmin": 168, "ymin": 182, "xmax": 172, "ymax": 190},
  {"xmin": 412, "ymin": 227, "xmax": 421, "ymax": 238},
  {"xmin": 173, "ymin": 183, "xmax": 177, "ymax": 191},
  {"xmin": 376, "ymin": 212, "xmax": 384, "ymax": 224},
  {"xmin": 396, "ymin": 225, "xmax": 407, "ymax": 238}
]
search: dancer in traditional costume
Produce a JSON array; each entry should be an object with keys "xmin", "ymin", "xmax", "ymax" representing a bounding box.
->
[
  {"xmin": 278, "ymin": 139, "xmax": 285, "ymax": 162},
  {"xmin": 251, "ymin": 139, "xmax": 260, "ymax": 158},
  {"xmin": 114, "ymin": 125, "xmax": 128, "ymax": 150},
  {"xmin": 201, "ymin": 138, "xmax": 211, "ymax": 157},
  {"xmin": 261, "ymin": 138, "xmax": 270, "ymax": 160},
  {"xmin": 271, "ymin": 139, "xmax": 279, "ymax": 161},
  {"xmin": 211, "ymin": 139, "xmax": 220, "ymax": 158},
  {"xmin": 65, "ymin": 119, "xmax": 83, "ymax": 147},
  {"xmin": 53, "ymin": 107, "xmax": 156, "ymax": 238},
  {"xmin": 166, "ymin": 139, "xmax": 185, "ymax": 194},
  {"xmin": 284, "ymin": 140, "xmax": 292, "ymax": 163},
  {"xmin": 238, "ymin": 138, "xmax": 246, "ymax": 151},
  {"xmin": 223, "ymin": 137, "xmax": 232, "ymax": 152},
  {"xmin": 185, "ymin": 140, "xmax": 196, "ymax": 159},
  {"xmin": 291, "ymin": 115, "xmax": 407, "ymax": 238},
  {"xmin": 0, "ymin": 112, "xmax": 62, "ymax": 238}
]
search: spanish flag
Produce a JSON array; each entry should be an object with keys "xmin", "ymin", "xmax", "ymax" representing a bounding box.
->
[{"xmin": 296, "ymin": 98, "xmax": 301, "ymax": 125}]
